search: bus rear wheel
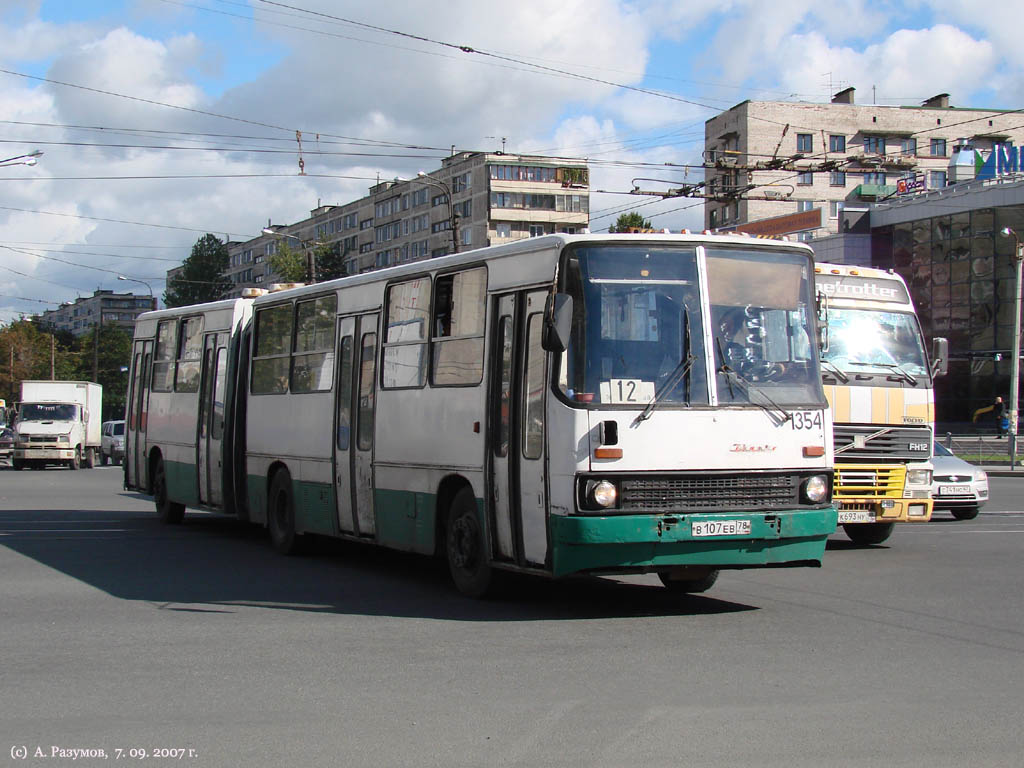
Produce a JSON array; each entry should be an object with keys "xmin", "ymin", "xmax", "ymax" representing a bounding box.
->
[
  {"xmin": 153, "ymin": 458, "xmax": 185, "ymax": 524},
  {"xmin": 842, "ymin": 521, "xmax": 895, "ymax": 545},
  {"xmin": 268, "ymin": 470, "xmax": 304, "ymax": 555},
  {"xmin": 658, "ymin": 568, "xmax": 720, "ymax": 594},
  {"xmin": 445, "ymin": 487, "xmax": 492, "ymax": 598}
]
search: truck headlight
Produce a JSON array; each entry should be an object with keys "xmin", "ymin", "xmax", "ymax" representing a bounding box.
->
[
  {"xmin": 57, "ymin": 435, "xmax": 70, "ymax": 444},
  {"xmin": 906, "ymin": 469, "xmax": 931, "ymax": 485},
  {"xmin": 801, "ymin": 475, "xmax": 829, "ymax": 503}
]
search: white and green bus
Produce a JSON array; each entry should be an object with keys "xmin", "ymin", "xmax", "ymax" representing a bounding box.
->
[{"xmin": 125, "ymin": 233, "xmax": 837, "ymax": 597}]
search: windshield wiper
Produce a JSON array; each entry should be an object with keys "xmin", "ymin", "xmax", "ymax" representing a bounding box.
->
[
  {"xmin": 820, "ymin": 359, "xmax": 849, "ymax": 383},
  {"xmin": 633, "ymin": 307, "xmax": 693, "ymax": 425},
  {"xmin": 849, "ymin": 360, "xmax": 918, "ymax": 386},
  {"xmin": 715, "ymin": 337, "xmax": 792, "ymax": 425}
]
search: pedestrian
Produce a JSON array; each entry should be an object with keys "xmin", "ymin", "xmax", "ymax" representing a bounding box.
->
[{"xmin": 995, "ymin": 396, "xmax": 1009, "ymax": 437}]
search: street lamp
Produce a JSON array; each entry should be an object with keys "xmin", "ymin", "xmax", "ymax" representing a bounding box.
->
[
  {"xmin": 262, "ymin": 227, "xmax": 315, "ymax": 283},
  {"xmin": 1000, "ymin": 227, "xmax": 1023, "ymax": 469},
  {"xmin": 0, "ymin": 150, "xmax": 43, "ymax": 168},
  {"xmin": 117, "ymin": 275, "xmax": 155, "ymax": 309},
  {"xmin": 417, "ymin": 171, "xmax": 459, "ymax": 255}
]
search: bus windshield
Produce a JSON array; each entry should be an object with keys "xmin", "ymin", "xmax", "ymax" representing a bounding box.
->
[
  {"xmin": 559, "ymin": 244, "xmax": 821, "ymax": 407},
  {"xmin": 822, "ymin": 308, "xmax": 929, "ymax": 379}
]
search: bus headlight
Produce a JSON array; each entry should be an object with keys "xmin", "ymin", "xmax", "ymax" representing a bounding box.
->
[
  {"xmin": 801, "ymin": 475, "xmax": 829, "ymax": 504},
  {"xmin": 587, "ymin": 480, "xmax": 619, "ymax": 509},
  {"xmin": 906, "ymin": 469, "xmax": 931, "ymax": 485}
]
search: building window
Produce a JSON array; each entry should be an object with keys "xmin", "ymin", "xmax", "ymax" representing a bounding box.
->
[
  {"xmin": 709, "ymin": 209, "xmax": 718, "ymax": 229},
  {"xmin": 830, "ymin": 171, "xmax": 846, "ymax": 186},
  {"xmin": 797, "ymin": 171, "xmax": 813, "ymax": 186},
  {"xmin": 829, "ymin": 134, "xmax": 846, "ymax": 153},
  {"xmin": 863, "ymin": 171, "xmax": 887, "ymax": 186},
  {"xmin": 796, "ymin": 133, "xmax": 813, "ymax": 153},
  {"xmin": 797, "ymin": 200, "xmax": 814, "ymax": 213},
  {"xmin": 529, "ymin": 225, "xmax": 545, "ymax": 237},
  {"xmin": 930, "ymin": 138, "xmax": 947, "ymax": 157},
  {"xmin": 929, "ymin": 170, "xmax": 947, "ymax": 189},
  {"xmin": 901, "ymin": 138, "xmax": 918, "ymax": 156},
  {"xmin": 496, "ymin": 222, "xmax": 511, "ymax": 239},
  {"xmin": 864, "ymin": 135, "xmax": 885, "ymax": 154},
  {"xmin": 460, "ymin": 227, "xmax": 471, "ymax": 246},
  {"xmin": 829, "ymin": 201, "xmax": 843, "ymax": 219}
]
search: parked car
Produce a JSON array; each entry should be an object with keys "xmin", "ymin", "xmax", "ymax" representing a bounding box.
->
[
  {"xmin": 100, "ymin": 419, "xmax": 125, "ymax": 466},
  {"xmin": 932, "ymin": 441, "xmax": 988, "ymax": 520},
  {"xmin": 0, "ymin": 426, "xmax": 13, "ymax": 460}
]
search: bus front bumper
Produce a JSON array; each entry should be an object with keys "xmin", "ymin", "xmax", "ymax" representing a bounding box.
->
[{"xmin": 549, "ymin": 507, "xmax": 838, "ymax": 578}]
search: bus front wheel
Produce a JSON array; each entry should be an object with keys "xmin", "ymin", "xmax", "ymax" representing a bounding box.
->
[
  {"xmin": 268, "ymin": 470, "xmax": 304, "ymax": 555},
  {"xmin": 445, "ymin": 487, "xmax": 492, "ymax": 598},
  {"xmin": 842, "ymin": 521, "xmax": 895, "ymax": 545},
  {"xmin": 153, "ymin": 458, "xmax": 185, "ymax": 524}
]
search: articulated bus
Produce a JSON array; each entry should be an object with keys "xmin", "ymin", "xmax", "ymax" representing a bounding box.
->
[
  {"xmin": 125, "ymin": 233, "xmax": 837, "ymax": 597},
  {"xmin": 815, "ymin": 263, "xmax": 947, "ymax": 545}
]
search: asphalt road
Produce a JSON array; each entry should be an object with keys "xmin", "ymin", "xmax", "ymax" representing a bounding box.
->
[{"xmin": 1, "ymin": 465, "xmax": 1022, "ymax": 768}]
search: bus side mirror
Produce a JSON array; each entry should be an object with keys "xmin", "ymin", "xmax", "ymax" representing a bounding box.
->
[
  {"xmin": 932, "ymin": 337, "xmax": 948, "ymax": 377},
  {"xmin": 815, "ymin": 290, "xmax": 829, "ymax": 352},
  {"xmin": 542, "ymin": 293, "xmax": 573, "ymax": 352}
]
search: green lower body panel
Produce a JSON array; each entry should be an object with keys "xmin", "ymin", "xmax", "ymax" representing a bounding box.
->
[
  {"xmin": 165, "ymin": 460, "xmax": 199, "ymax": 507},
  {"xmin": 549, "ymin": 507, "xmax": 838, "ymax": 578},
  {"xmin": 245, "ymin": 474, "xmax": 335, "ymax": 535}
]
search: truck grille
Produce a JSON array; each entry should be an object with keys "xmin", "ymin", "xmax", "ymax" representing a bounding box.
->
[
  {"xmin": 834, "ymin": 424, "xmax": 932, "ymax": 461},
  {"xmin": 834, "ymin": 465, "xmax": 905, "ymax": 498}
]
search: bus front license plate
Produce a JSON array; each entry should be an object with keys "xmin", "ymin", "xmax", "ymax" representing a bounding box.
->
[{"xmin": 692, "ymin": 520, "xmax": 752, "ymax": 537}]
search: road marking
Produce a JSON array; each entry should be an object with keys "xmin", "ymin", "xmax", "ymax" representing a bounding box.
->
[{"xmin": 0, "ymin": 528, "xmax": 132, "ymax": 533}]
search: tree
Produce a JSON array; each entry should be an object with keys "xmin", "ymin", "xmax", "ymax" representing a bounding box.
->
[
  {"xmin": 610, "ymin": 212, "xmax": 653, "ymax": 232},
  {"xmin": 268, "ymin": 241, "xmax": 309, "ymax": 283},
  {"xmin": 73, "ymin": 325, "xmax": 132, "ymax": 421},
  {"xmin": 313, "ymin": 240, "xmax": 347, "ymax": 282},
  {"xmin": 0, "ymin": 319, "xmax": 78, "ymax": 403},
  {"xmin": 164, "ymin": 233, "xmax": 232, "ymax": 308}
]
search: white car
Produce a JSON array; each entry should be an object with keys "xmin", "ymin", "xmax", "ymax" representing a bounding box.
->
[
  {"xmin": 932, "ymin": 442, "xmax": 988, "ymax": 520},
  {"xmin": 100, "ymin": 420, "xmax": 125, "ymax": 466}
]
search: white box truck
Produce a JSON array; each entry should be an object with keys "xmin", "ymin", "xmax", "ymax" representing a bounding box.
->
[{"xmin": 12, "ymin": 381, "xmax": 103, "ymax": 470}]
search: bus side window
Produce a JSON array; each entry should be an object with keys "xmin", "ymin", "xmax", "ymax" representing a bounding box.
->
[
  {"xmin": 432, "ymin": 267, "xmax": 486, "ymax": 386},
  {"xmin": 336, "ymin": 335, "xmax": 353, "ymax": 450},
  {"xmin": 357, "ymin": 333, "xmax": 377, "ymax": 450}
]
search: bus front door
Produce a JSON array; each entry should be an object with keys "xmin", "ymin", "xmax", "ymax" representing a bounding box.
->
[
  {"xmin": 126, "ymin": 340, "xmax": 152, "ymax": 490},
  {"xmin": 334, "ymin": 314, "xmax": 377, "ymax": 537},
  {"xmin": 198, "ymin": 333, "xmax": 227, "ymax": 507},
  {"xmin": 490, "ymin": 291, "xmax": 548, "ymax": 568}
]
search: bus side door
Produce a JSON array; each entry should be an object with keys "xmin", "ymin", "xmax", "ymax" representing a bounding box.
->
[
  {"xmin": 334, "ymin": 313, "xmax": 377, "ymax": 537},
  {"xmin": 126, "ymin": 340, "xmax": 152, "ymax": 490},
  {"xmin": 198, "ymin": 332, "xmax": 228, "ymax": 507},
  {"xmin": 490, "ymin": 291, "xmax": 548, "ymax": 568}
]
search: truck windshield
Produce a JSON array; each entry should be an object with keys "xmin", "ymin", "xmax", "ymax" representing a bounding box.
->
[
  {"xmin": 19, "ymin": 403, "xmax": 78, "ymax": 421},
  {"xmin": 822, "ymin": 308, "xmax": 929, "ymax": 379},
  {"xmin": 560, "ymin": 244, "xmax": 709, "ymax": 407}
]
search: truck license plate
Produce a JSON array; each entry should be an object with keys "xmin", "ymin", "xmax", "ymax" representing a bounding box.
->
[
  {"xmin": 692, "ymin": 519, "xmax": 752, "ymax": 537},
  {"xmin": 837, "ymin": 509, "xmax": 876, "ymax": 523}
]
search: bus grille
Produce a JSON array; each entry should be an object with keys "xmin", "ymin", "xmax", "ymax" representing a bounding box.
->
[{"xmin": 617, "ymin": 473, "xmax": 802, "ymax": 513}]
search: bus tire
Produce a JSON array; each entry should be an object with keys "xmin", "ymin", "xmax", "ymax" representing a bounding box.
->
[
  {"xmin": 69, "ymin": 447, "xmax": 81, "ymax": 470},
  {"xmin": 842, "ymin": 521, "xmax": 895, "ymax": 545},
  {"xmin": 445, "ymin": 487, "xmax": 492, "ymax": 598},
  {"xmin": 659, "ymin": 568, "xmax": 720, "ymax": 594},
  {"xmin": 951, "ymin": 506, "xmax": 980, "ymax": 521},
  {"xmin": 153, "ymin": 458, "xmax": 185, "ymax": 524},
  {"xmin": 268, "ymin": 470, "xmax": 304, "ymax": 555}
]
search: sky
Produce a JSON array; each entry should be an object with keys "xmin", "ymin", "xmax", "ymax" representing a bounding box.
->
[{"xmin": 0, "ymin": 0, "xmax": 1022, "ymax": 320}]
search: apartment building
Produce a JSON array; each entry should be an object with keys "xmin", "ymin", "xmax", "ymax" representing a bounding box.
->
[
  {"xmin": 703, "ymin": 88, "xmax": 1024, "ymax": 239},
  {"xmin": 220, "ymin": 151, "xmax": 590, "ymax": 295},
  {"xmin": 38, "ymin": 290, "xmax": 157, "ymax": 337}
]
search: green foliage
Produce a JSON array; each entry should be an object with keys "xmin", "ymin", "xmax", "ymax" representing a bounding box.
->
[
  {"xmin": 164, "ymin": 233, "xmax": 232, "ymax": 308},
  {"xmin": 312, "ymin": 240, "xmax": 347, "ymax": 282},
  {"xmin": 610, "ymin": 212, "xmax": 653, "ymax": 233},
  {"xmin": 0, "ymin": 321, "xmax": 131, "ymax": 419},
  {"xmin": 268, "ymin": 241, "xmax": 309, "ymax": 283}
]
